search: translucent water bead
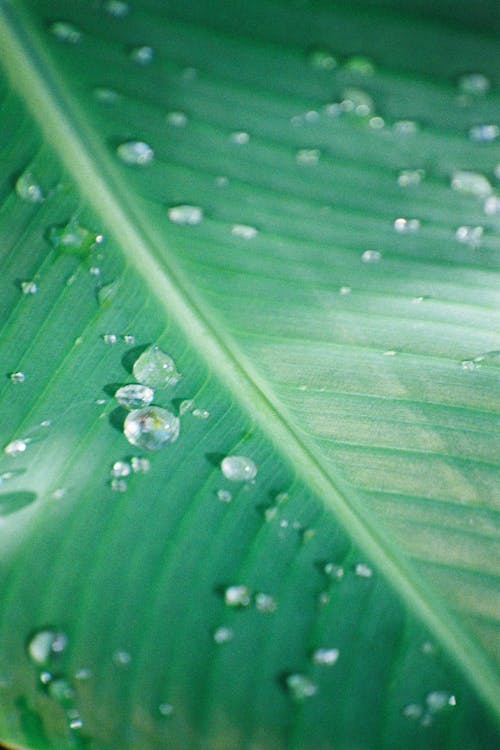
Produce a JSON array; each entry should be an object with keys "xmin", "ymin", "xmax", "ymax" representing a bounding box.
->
[
  {"xmin": 124, "ymin": 407, "xmax": 179, "ymax": 450},
  {"xmin": 132, "ymin": 346, "xmax": 180, "ymax": 389},
  {"xmin": 114, "ymin": 384, "xmax": 154, "ymax": 409},
  {"xmin": 117, "ymin": 141, "xmax": 154, "ymax": 166},
  {"xmin": 220, "ymin": 455, "xmax": 257, "ymax": 481}
]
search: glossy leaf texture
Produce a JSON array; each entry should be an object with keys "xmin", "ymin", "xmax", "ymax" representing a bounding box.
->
[{"xmin": 0, "ymin": 1, "xmax": 499, "ymax": 749}]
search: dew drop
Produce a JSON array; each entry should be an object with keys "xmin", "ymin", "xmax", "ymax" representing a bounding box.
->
[
  {"xmin": 130, "ymin": 456, "xmax": 151, "ymax": 473},
  {"xmin": 403, "ymin": 703, "xmax": 423, "ymax": 720},
  {"xmin": 97, "ymin": 280, "xmax": 120, "ymax": 307},
  {"xmin": 451, "ymin": 170, "xmax": 492, "ymax": 198},
  {"xmin": 166, "ymin": 111, "xmax": 188, "ymax": 127},
  {"xmin": 158, "ymin": 702, "xmax": 174, "ymax": 717},
  {"xmin": 213, "ymin": 626, "xmax": 234, "ymax": 644},
  {"xmin": 345, "ymin": 56, "xmax": 375, "ymax": 75},
  {"xmin": 123, "ymin": 334, "xmax": 136, "ymax": 345},
  {"xmin": 49, "ymin": 218, "xmax": 101, "ymax": 255},
  {"xmin": 455, "ymin": 225, "xmax": 483, "ymax": 247},
  {"xmin": 133, "ymin": 345, "xmax": 180, "ymax": 388},
  {"xmin": 217, "ymin": 489, "xmax": 232, "ymax": 503},
  {"xmin": 255, "ymin": 593, "xmax": 277, "ymax": 613},
  {"xmin": 286, "ymin": 673, "xmax": 318, "ymax": 701},
  {"xmin": 50, "ymin": 21, "xmax": 82, "ymax": 44},
  {"xmin": 484, "ymin": 196, "xmax": 500, "ymax": 215},
  {"xmin": 69, "ymin": 714, "xmax": 83, "ymax": 731},
  {"xmin": 339, "ymin": 285, "xmax": 351, "ymax": 295},
  {"xmin": 398, "ymin": 169, "xmax": 424, "ymax": 187},
  {"xmin": 93, "ymin": 87, "xmax": 120, "ymax": 104},
  {"xmin": 9, "ymin": 371, "xmax": 25, "ymax": 384},
  {"xmin": 117, "ymin": 140, "xmax": 154, "ymax": 166},
  {"xmin": 221, "ymin": 455, "xmax": 258, "ymax": 482},
  {"xmin": 369, "ymin": 116, "xmax": 385, "ymax": 129},
  {"xmin": 123, "ymin": 407, "xmax": 180, "ymax": 450},
  {"xmin": 115, "ymin": 384, "xmax": 155, "ymax": 409},
  {"xmin": 215, "ymin": 175, "xmax": 229, "ymax": 187},
  {"xmin": 16, "ymin": 172, "xmax": 43, "ymax": 203},
  {"xmin": 309, "ymin": 48, "xmax": 337, "ymax": 70},
  {"xmin": 469, "ymin": 124, "xmax": 499, "ymax": 143},
  {"xmin": 47, "ymin": 678, "xmax": 74, "ymax": 706},
  {"xmin": 324, "ymin": 562, "xmax": 344, "ymax": 581},
  {"xmin": 102, "ymin": 333, "xmax": 118, "ymax": 345},
  {"xmin": 224, "ymin": 584, "xmax": 251, "ymax": 607},
  {"xmin": 296, "ymin": 148, "xmax": 320, "ymax": 166},
  {"xmin": 104, "ymin": 0, "xmax": 129, "ymax": 17},
  {"xmin": 167, "ymin": 204, "xmax": 203, "ymax": 225},
  {"xmin": 426, "ymin": 691, "xmax": 456, "ymax": 712},
  {"xmin": 354, "ymin": 562, "xmax": 373, "ymax": 578},
  {"xmin": 179, "ymin": 399, "xmax": 194, "ymax": 415},
  {"xmin": 113, "ymin": 650, "xmax": 131, "ymax": 667},
  {"xmin": 231, "ymin": 224, "xmax": 259, "ymax": 239},
  {"xmin": 458, "ymin": 73, "xmax": 490, "ymax": 95},
  {"xmin": 275, "ymin": 492, "xmax": 289, "ymax": 505},
  {"xmin": 192, "ymin": 408, "xmax": 210, "ymax": 419},
  {"xmin": 89, "ymin": 266, "xmax": 101, "ymax": 277},
  {"xmin": 74, "ymin": 668, "xmax": 92, "ymax": 681},
  {"xmin": 129, "ymin": 45, "xmax": 154, "ymax": 64},
  {"xmin": 110, "ymin": 478, "xmax": 127, "ymax": 492},
  {"xmin": 312, "ymin": 647, "xmax": 339, "ymax": 666},
  {"xmin": 4, "ymin": 439, "xmax": 27, "ymax": 456},
  {"xmin": 27, "ymin": 629, "xmax": 68, "ymax": 666},
  {"xmin": 393, "ymin": 217, "xmax": 420, "ymax": 233},
  {"xmin": 393, "ymin": 120, "xmax": 419, "ymax": 135},
  {"xmin": 229, "ymin": 131, "xmax": 250, "ymax": 145},
  {"xmin": 361, "ymin": 249, "xmax": 382, "ymax": 264},
  {"xmin": 341, "ymin": 88, "xmax": 374, "ymax": 116},
  {"xmin": 111, "ymin": 460, "xmax": 131, "ymax": 478},
  {"xmin": 20, "ymin": 280, "xmax": 38, "ymax": 295}
]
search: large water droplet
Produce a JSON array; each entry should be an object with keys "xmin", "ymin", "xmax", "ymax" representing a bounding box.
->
[
  {"xmin": 312, "ymin": 647, "xmax": 339, "ymax": 666},
  {"xmin": 286, "ymin": 673, "xmax": 318, "ymax": 701},
  {"xmin": 49, "ymin": 219, "xmax": 102, "ymax": 255},
  {"xmin": 167, "ymin": 204, "xmax": 203, "ymax": 225},
  {"xmin": 50, "ymin": 21, "xmax": 82, "ymax": 44},
  {"xmin": 224, "ymin": 584, "xmax": 251, "ymax": 607},
  {"xmin": 117, "ymin": 141, "xmax": 154, "ymax": 166},
  {"xmin": 220, "ymin": 455, "xmax": 257, "ymax": 482},
  {"xmin": 16, "ymin": 172, "xmax": 43, "ymax": 203},
  {"xmin": 123, "ymin": 407, "xmax": 179, "ymax": 450},
  {"xmin": 129, "ymin": 46, "xmax": 154, "ymax": 64},
  {"xmin": 451, "ymin": 170, "xmax": 492, "ymax": 198},
  {"xmin": 115, "ymin": 384, "xmax": 155, "ymax": 409},
  {"xmin": 27, "ymin": 629, "xmax": 68, "ymax": 666},
  {"xmin": 133, "ymin": 345, "xmax": 180, "ymax": 388},
  {"xmin": 458, "ymin": 73, "xmax": 490, "ymax": 95}
]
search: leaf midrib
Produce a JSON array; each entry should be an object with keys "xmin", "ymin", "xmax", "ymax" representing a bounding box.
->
[{"xmin": 0, "ymin": 0, "xmax": 498, "ymax": 722}]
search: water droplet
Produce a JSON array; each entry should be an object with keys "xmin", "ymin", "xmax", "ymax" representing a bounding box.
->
[
  {"xmin": 20, "ymin": 280, "xmax": 38, "ymax": 295},
  {"xmin": 461, "ymin": 359, "xmax": 478, "ymax": 371},
  {"xmin": 275, "ymin": 492, "xmax": 289, "ymax": 505},
  {"xmin": 115, "ymin": 383, "xmax": 155, "ymax": 409},
  {"xmin": 361, "ymin": 250, "xmax": 382, "ymax": 264},
  {"xmin": 469, "ymin": 124, "xmax": 499, "ymax": 143},
  {"xmin": 398, "ymin": 169, "xmax": 424, "ymax": 187},
  {"xmin": 104, "ymin": 0, "xmax": 129, "ymax": 17},
  {"xmin": 94, "ymin": 87, "xmax": 120, "ymax": 103},
  {"xmin": 112, "ymin": 650, "xmax": 131, "ymax": 667},
  {"xmin": 129, "ymin": 46, "xmax": 153, "ymax": 65},
  {"xmin": 484, "ymin": 196, "xmax": 500, "ymax": 215},
  {"xmin": 117, "ymin": 140, "xmax": 154, "ymax": 166},
  {"xmin": 324, "ymin": 562, "xmax": 344, "ymax": 581},
  {"xmin": 110, "ymin": 478, "xmax": 127, "ymax": 492},
  {"xmin": 393, "ymin": 217, "xmax": 420, "ymax": 233},
  {"xmin": 296, "ymin": 148, "xmax": 320, "ymax": 166},
  {"xmin": 102, "ymin": 334, "xmax": 118, "ymax": 346},
  {"xmin": 393, "ymin": 120, "xmax": 419, "ymax": 135},
  {"xmin": 421, "ymin": 641, "xmax": 436, "ymax": 655},
  {"xmin": 213, "ymin": 626, "xmax": 234, "ymax": 644},
  {"xmin": 224, "ymin": 584, "xmax": 251, "ymax": 607},
  {"xmin": 221, "ymin": 455, "xmax": 257, "ymax": 482},
  {"xmin": 166, "ymin": 111, "xmax": 188, "ymax": 127},
  {"xmin": 123, "ymin": 407, "xmax": 180, "ymax": 450},
  {"xmin": 355, "ymin": 562, "xmax": 373, "ymax": 578},
  {"xmin": 49, "ymin": 218, "xmax": 102, "ymax": 255},
  {"xmin": 122, "ymin": 334, "xmax": 136, "ymax": 345},
  {"xmin": 231, "ymin": 224, "xmax": 258, "ymax": 239},
  {"xmin": 47, "ymin": 677, "xmax": 74, "ymax": 705},
  {"xmin": 403, "ymin": 703, "xmax": 423, "ymax": 720},
  {"xmin": 455, "ymin": 225, "xmax": 483, "ymax": 247},
  {"xmin": 74, "ymin": 668, "xmax": 92, "ymax": 681},
  {"xmin": 97, "ymin": 280, "xmax": 120, "ymax": 307},
  {"xmin": 217, "ymin": 489, "xmax": 232, "ymax": 503},
  {"xmin": 16, "ymin": 172, "xmax": 43, "ymax": 203},
  {"xmin": 89, "ymin": 266, "xmax": 101, "ymax": 277},
  {"xmin": 339, "ymin": 285, "xmax": 351, "ymax": 295},
  {"xmin": 52, "ymin": 488, "xmax": 66, "ymax": 499},
  {"xmin": 286, "ymin": 673, "xmax": 318, "ymax": 701},
  {"xmin": 4, "ymin": 439, "xmax": 27, "ymax": 456},
  {"xmin": 9, "ymin": 371, "xmax": 25, "ymax": 384},
  {"xmin": 50, "ymin": 21, "xmax": 82, "ymax": 44},
  {"xmin": 215, "ymin": 175, "xmax": 229, "ymax": 187},
  {"xmin": 27, "ymin": 629, "xmax": 68, "ymax": 666},
  {"xmin": 69, "ymin": 714, "xmax": 83, "ymax": 731},
  {"xmin": 341, "ymin": 88, "xmax": 374, "ymax": 116},
  {"xmin": 229, "ymin": 131, "xmax": 250, "ymax": 145},
  {"xmin": 130, "ymin": 456, "xmax": 151, "ymax": 473},
  {"xmin": 255, "ymin": 593, "xmax": 277, "ymax": 613},
  {"xmin": 264, "ymin": 506, "xmax": 278, "ymax": 522},
  {"xmin": 192, "ymin": 408, "xmax": 210, "ymax": 419},
  {"xmin": 167, "ymin": 204, "xmax": 203, "ymax": 225},
  {"xmin": 451, "ymin": 170, "xmax": 492, "ymax": 198},
  {"xmin": 312, "ymin": 648, "xmax": 339, "ymax": 666},
  {"xmin": 39, "ymin": 671, "xmax": 52, "ymax": 685},
  {"xmin": 369, "ymin": 116, "xmax": 385, "ymax": 129},
  {"xmin": 133, "ymin": 345, "xmax": 180, "ymax": 389},
  {"xmin": 178, "ymin": 399, "xmax": 194, "ymax": 416},
  {"xmin": 158, "ymin": 702, "xmax": 174, "ymax": 717},
  {"xmin": 426, "ymin": 691, "xmax": 456, "ymax": 712},
  {"xmin": 111, "ymin": 460, "xmax": 131, "ymax": 478},
  {"xmin": 383, "ymin": 349, "xmax": 397, "ymax": 356},
  {"xmin": 458, "ymin": 73, "xmax": 490, "ymax": 95},
  {"xmin": 473, "ymin": 350, "xmax": 500, "ymax": 367},
  {"xmin": 309, "ymin": 48, "xmax": 337, "ymax": 70}
]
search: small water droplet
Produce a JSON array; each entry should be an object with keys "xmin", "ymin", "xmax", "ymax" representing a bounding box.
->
[
  {"xmin": 20, "ymin": 280, "xmax": 38, "ymax": 295},
  {"xmin": 458, "ymin": 73, "xmax": 490, "ymax": 95},
  {"xmin": 339, "ymin": 285, "xmax": 352, "ymax": 295},
  {"xmin": 286, "ymin": 673, "xmax": 318, "ymax": 701},
  {"xmin": 16, "ymin": 172, "xmax": 43, "ymax": 203},
  {"xmin": 52, "ymin": 488, "xmax": 66, "ymax": 499},
  {"xmin": 426, "ymin": 691, "xmax": 456, "ymax": 712},
  {"xmin": 461, "ymin": 359, "xmax": 478, "ymax": 371},
  {"xmin": 123, "ymin": 407, "xmax": 180, "ymax": 450},
  {"xmin": 102, "ymin": 333, "xmax": 118, "ymax": 345},
  {"xmin": 47, "ymin": 677, "xmax": 74, "ymax": 705},
  {"xmin": 130, "ymin": 456, "xmax": 151, "ymax": 473},
  {"xmin": 224, "ymin": 584, "xmax": 251, "ymax": 607},
  {"xmin": 369, "ymin": 116, "xmax": 385, "ymax": 129},
  {"xmin": 113, "ymin": 650, "xmax": 131, "ymax": 667},
  {"xmin": 130, "ymin": 45, "xmax": 154, "ymax": 64},
  {"xmin": 50, "ymin": 21, "xmax": 82, "ymax": 43},
  {"xmin": 39, "ymin": 671, "xmax": 52, "ymax": 685},
  {"xmin": 221, "ymin": 455, "xmax": 257, "ymax": 482},
  {"xmin": 117, "ymin": 140, "xmax": 154, "ymax": 166},
  {"xmin": 264, "ymin": 506, "xmax": 278, "ymax": 522},
  {"xmin": 69, "ymin": 714, "xmax": 83, "ymax": 730},
  {"xmin": 393, "ymin": 120, "xmax": 419, "ymax": 135},
  {"xmin": 469, "ymin": 124, "xmax": 499, "ymax": 143},
  {"xmin": 229, "ymin": 131, "xmax": 250, "ymax": 145},
  {"xmin": 403, "ymin": 703, "xmax": 423, "ymax": 720},
  {"xmin": 104, "ymin": 0, "xmax": 129, "ymax": 17},
  {"xmin": 275, "ymin": 492, "xmax": 289, "ymax": 505},
  {"xmin": 27, "ymin": 629, "xmax": 68, "ymax": 666},
  {"xmin": 451, "ymin": 170, "xmax": 492, "ymax": 198},
  {"xmin": 192, "ymin": 408, "xmax": 210, "ymax": 419},
  {"xmin": 89, "ymin": 266, "xmax": 101, "ymax": 277},
  {"xmin": 421, "ymin": 641, "xmax": 436, "ymax": 655},
  {"xmin": 324, "ymin": 562, "xmax": 344, "ymax": 581},
  {"xmin": 312, "ymin": 648, "xmax": 339, "ymax": 666},
  {"xmin": 111, "ymin": 460, "xmax": 131, "ymax": 478},
  {"xmin": 215, "ymin": 175, "xmax": 229, "ymax": 187},
  {"xmin": 122, "ymin": 334, "xmax": 136, "ymax": 345},
  {"xmin": 97, "ymin": 280, "xmax": 120, "ymax": 307},
  {"xmin": 9, "ymin": 371, "xmax": 25, "ymax": 384},
  {"xmin": 295, "ymin": 148, "xmax": 320, "ymax": 166},
  {"xmin": 354, "ymin": 562, "xmax": 373, "ymax": 578},
  {"xmin": 384, "ymin": 349, "xmax": 397, "ymax": 356},
  {"xmin": 110, "ymin": 478, "xmax": 127, "ymax": 492},
  {"xmin": 217, "ymin": 489, "xmax": 232, "ymax": 503},
  {"xmin": 94, "ymin": 87, "xmax": 120, "ymax": 103},
  {"xmin": 74, "ymin": 668, "xmax": 92, "ymax": 681},
  {"xmin": 178, "ymin": 399, "xmax": 194, "ymax": 415},
  {"xmin": 133, "ymin": 345, "xmax": 180, "ymax": 388},
  {"xmin": 255, "ymin": 593, "xmax": 277, "ymax": 613},
  {"xmin": 158, "ymin": 702, "xmax": 174, "ymax": 717},
  {"xmin": 115, "ymin": 384, "xmax": 155, "ymax": 409},
  {"xmin": 231, "ymin": 224, "xmax": 259, "ymax": 239},
  {"xmin": 484, "ymin": 196, "xmax": 500, "ymax": 215},
  {"xmin": 398, "ymin": 169, "xmax": 424, "ymax": 188},
  {"xmin": 361, "ymin": 250, "xmax": 382, "ymax": 264},
  {"xmin": 308, "ymin": 48, "xmax": 338, "ymax": 70},
  {"xmin": 49, "ymin": 218, "xmax": 101, "ymax": 255},
  {"xmin": 166, "ymin": 111, "xmax": 188, "ymax": 127},
  {"xmin": 181, "ymin": 66, "xmax": 198, "ymax": 81},
  {"xmin": 4, "ymin": 439, "xmax": 27, "ymax": 456},
  {"xmin": 341, "ymin": 88, "xmax": 374, "ymax": 116},
  {"xmin": 473, "ymin": 350, "xmax": 500, "ymax": 367},
  {"xmin": 213, "ymin": 626, "xmax": 234, "ymax": 644},
  {"xmin": 455, "ymin": 225, "xmax": 483, "ymax": 247},
  {"xmin": 167, "ymin": 204, "xmax": 203, "ymax": 225},
  {"xmin": 393, "ymin": 218, "xmax": 420, "ymax": 233}
]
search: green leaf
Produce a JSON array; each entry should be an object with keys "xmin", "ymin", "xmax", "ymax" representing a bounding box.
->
[{"xmin": 0, "ymin": 1, "xmax": 499, "ymax": 749}]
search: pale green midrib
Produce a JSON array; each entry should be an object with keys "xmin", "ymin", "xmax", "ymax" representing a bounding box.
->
[{"xmin": 0, "ymin": 0, "xmax": 498, "ymax": 723}]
